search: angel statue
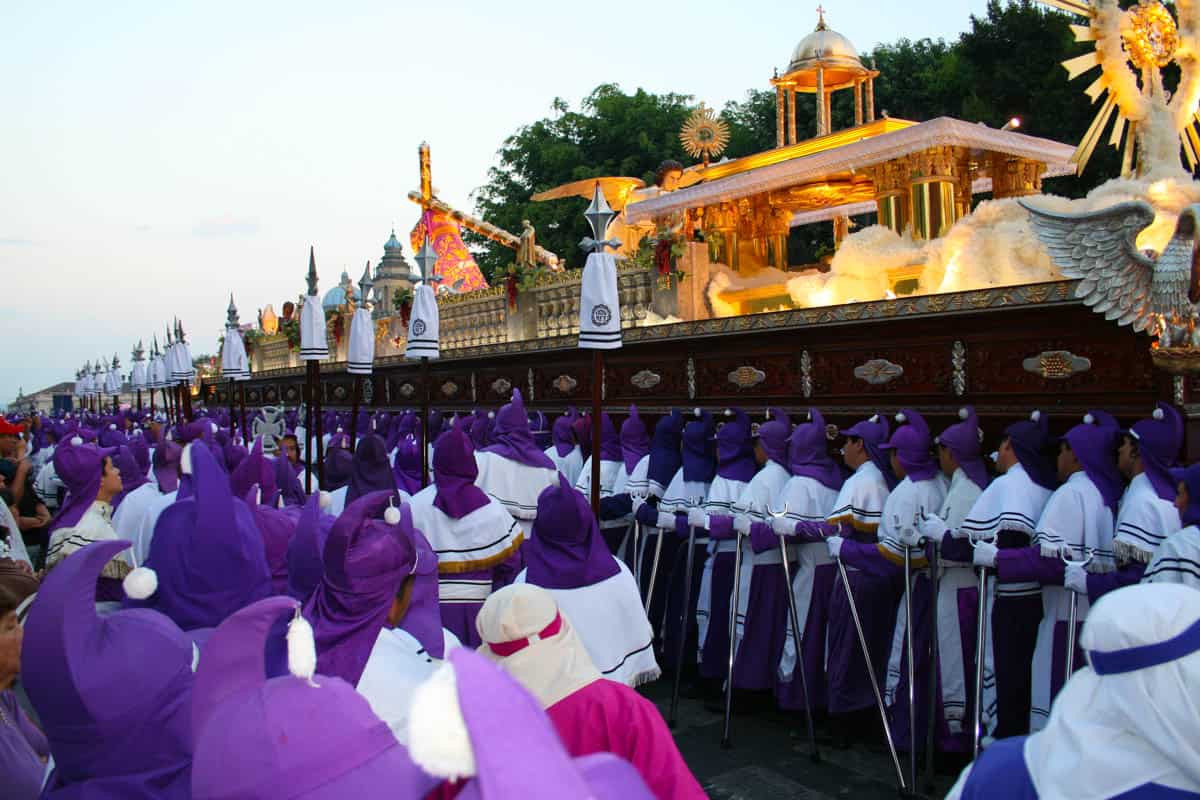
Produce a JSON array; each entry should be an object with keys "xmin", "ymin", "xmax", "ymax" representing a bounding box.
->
[
  {"xmin": 516, "ymin": 220, "xmax": 537, "ymax": 268},
  {"xmin": 1020, "ymin": 199, "xmax": 1200, "ymax": 343}
]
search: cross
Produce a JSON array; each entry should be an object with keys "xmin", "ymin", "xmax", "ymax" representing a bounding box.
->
[{"xmin": 816, "ymin": 4, "xmax": 826, "ymax": 25}]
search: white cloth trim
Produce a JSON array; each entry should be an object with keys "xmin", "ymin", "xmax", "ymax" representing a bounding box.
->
[
  {"xmin": 1143, "ymin": 526, "xmax": 1200, "ymax": 589},
  {"xmin": 356, "ymin": 627, "xmax": 460, "ymax": 745},
  {"xmin": 404, "ymin": 284, "xmax": 439, "ymax": 359},
  {"xmin": 1114, "ymin": 473, "xmax": 1180, "ymax": 564},
  {"xmin": 407, "ymin": 485, "xmax": 521, "ymax": 569},
  {"xmin": 473, "ymin": 451, "xmax": 558, "ymax": 521},
  {"xmin": 577, "ymin": 252, "xmax": 621, "ymax": 350},
  {"xmin": 828, "ymin": 461, "xmax": 890, "ymax": 529},
  {"xmin": 346, "ymin": 307, "xmax": 375, "ymax": 375},
  {"xmin": 546, "ymin": 445, "xmax": 584, "ymax": 487},
  {"xmin": 299, "ymin": 294, "xmax": 328, "ymax": 361},
  {"xmin": 777, "ymin": 476, "xmax": 839, "ymax": 681}
]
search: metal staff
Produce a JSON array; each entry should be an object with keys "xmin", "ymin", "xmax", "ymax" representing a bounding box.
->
[
  {"xmin": 1062, "ymin": 547, "xmax": 1094, "ymax": 682},
  {"xmin": 923, "ymin": 531, "xmax": 940, "ymax": 793},
  {"xmin": 643, "ymin": 520, "xmax": 665, "ymax": 615},
  {"xmin": 767, "ymin": 503, "xmax": 820, "ymax": 763},
  {"xmin": 668, "ymin": 520, "xmax": 698, "ymax": 728},
  {"xmin": 829, "ymin": 534, "xmax": 907, "ymax": 792},
  {"xmin": 721, "ymin": 526, "xmax": 746, "ymax": 748},
  {"xmin": 970, "ymin": 531, "xmax": 996, "ymax": 759},
  {"xmin": 901, "ymin": 517, "xmax": 918, "ymax": 791}
]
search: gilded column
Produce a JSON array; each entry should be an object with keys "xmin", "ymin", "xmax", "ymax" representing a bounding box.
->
[
  {"xmin": 775, "ymin": 84, "xmax": 786, "ymax": 148},
  {"xmin": 989, "ymin": 156, "xmax": 1046, "ymax": 199},
  {"xmin": 815, "ymin": 67, "xmax": 826, "ymax": 136},
  {"xmin": 866, "ymin": 77, "xmax": 875, "ymax": 122},
  {"xmin": 823, "ymin": 91, "xmax": 833, "ymax": 134},
  {"xmin": 787, "ymin": 88, "xmax": 797, "ymax": 145},
  {"xmin": 854, "ymin": 80, "xmax": 863, "ymax": 126}
]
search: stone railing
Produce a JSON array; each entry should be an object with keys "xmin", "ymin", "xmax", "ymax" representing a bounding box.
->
[{"xmin": 438, "ymin": 287, "xmax": 510, "ymax": 350}]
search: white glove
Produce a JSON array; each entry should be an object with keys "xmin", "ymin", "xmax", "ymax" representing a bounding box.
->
[
  {"xmin": 687, "ymin": 507, "xmax": 708, "ymax": 530},
  {"xmin": 733, "ymin": 514, "xmax": 753, "ymax": 535},
  {"xmin": 1064, "ymin": 562, "xmax": 1088, "ymax": 595},
  {"xmin": 771, "ymin": 515, "xmax": 794, "ymax": 536},
  {"xmin": 897, "ymin": 526, "xmax": 924, "ymax": 548},
  {"xmin": 656, "ymin": 511, "xmax": 677, "ymax": 530},
  {"xmin": 917, "ymin": 513, "xmax": 947, "ymax": 541},
  {"xmin": 973, "ymin": 540, "xmax": 999, "ymax": 568},
  {"xmin": 826, "ymin": 535, "xmax": 844, "ymax": 559},
  {"xmin": 631, "ymin": 495, "xmax": 645, "ymax": 516}
]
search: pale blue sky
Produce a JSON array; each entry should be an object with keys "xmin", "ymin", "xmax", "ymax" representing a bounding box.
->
[{"xmin": 0, "ymin": 0, "xmax": 993, "ymax": 405}]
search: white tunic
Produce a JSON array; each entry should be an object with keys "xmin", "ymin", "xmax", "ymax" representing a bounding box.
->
[
  {"xmin": 729, "ymin": 461, "xmax": 794, "ymax": 652},
  {"xmin": 545, "ymin": 445, "xmax": 584, "ymax": 488},
  {"xmin": 112, "ymin": 483, "xmax": 162, "ymax": 558},
  {"xmin": 1113, "ymin": 473, "xmax": 1181, "ymax": 564},
  {"xmin": 132, "ymin": 489, "xmax": 178, "ymax": 567},
  {"xmin": 934, "ymin": 468, "xmax": 984, "ymax": 733},
  {"xmin": 356, "ymin": 627, "xmax": 461, "ymax": 744},
  {"xmin": 776, "ymin": 475, "xmax": 839, "ymax": 682},
  {"xmin": 1028, "ymin": 471, "xmax": 1115, "ymax": 731},
  {"xmin": 473, "ymin": 450, "xmax": 558, "ymax": 541},
  {"xmin": 517, "ymin": 559, "xmax": 660, "ymax": 688},
  {"xmin": 1142, "ymin": 525, "xmax": 1200, "ymax": 589},
  {"xmin": 47, "ymin": 501, "xmax": 131, "ymax": 578}
]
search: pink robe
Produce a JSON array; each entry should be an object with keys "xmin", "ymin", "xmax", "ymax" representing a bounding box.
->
[{"xmin": 545, "ymin": 679, "xmax": 706, "ymax": 800}]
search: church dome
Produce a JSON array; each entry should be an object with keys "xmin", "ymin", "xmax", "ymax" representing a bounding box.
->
[
  {"xmin": 322, "ymin": 270, "xmax": 356, "ymax": 309},
  {"xmin": 383, "ymin": 230, "xmax": 403, "ymax": 251},
  {"xmin": 780, "ymin": 14, "xmax": 871, "ymax": 91},
  {"xmin": 375, "ymin": 229, "xmax": 416, "ymax": 282}
]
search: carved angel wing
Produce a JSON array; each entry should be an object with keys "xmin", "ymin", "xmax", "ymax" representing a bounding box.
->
[{"xmin": 1019, "ymin": 199, "xmax": 1159, "ymax": 331}]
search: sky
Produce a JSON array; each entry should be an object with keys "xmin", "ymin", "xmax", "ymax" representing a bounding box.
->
[{"xmin": 0, "ymin": 0, "xmax": 994, "ymax": 405}]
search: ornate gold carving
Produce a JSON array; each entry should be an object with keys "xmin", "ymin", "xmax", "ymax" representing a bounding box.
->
[
  {"xmin": 552, "ymin": 374, "xmax": 578, "ymax": 395},
  {"xmin": 854, "ymin": 358, "xmax": 904, "ymax": 385},
  {"xmin": 728, "ymin": 365, "xmax": 766, "ymax": 388},
  {"xmin": 631, "ymin": 369, "xmax": 662, "ymax": 390},
  {"xmin": 1023, "ymin": 350, "xmax": 1092, "ymax": 379}
]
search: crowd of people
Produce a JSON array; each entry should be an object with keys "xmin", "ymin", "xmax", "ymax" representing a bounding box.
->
[{"xmin": 0, "ymin": 393, "xmax": 1198, "ymax": 799}]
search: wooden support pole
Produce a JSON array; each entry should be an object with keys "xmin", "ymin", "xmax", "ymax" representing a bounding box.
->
[
  {"xmin": 420, "ymin": 358, "xmax": 431, "ymax": 488},
  {"xmin": 590, "ymin": 349, "xmax": 603, "ymax": 519}
]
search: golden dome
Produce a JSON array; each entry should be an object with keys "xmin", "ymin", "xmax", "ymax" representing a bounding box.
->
[{"xmin": 778, "ymin": 15, "xmax": 873, "ymax": 92}]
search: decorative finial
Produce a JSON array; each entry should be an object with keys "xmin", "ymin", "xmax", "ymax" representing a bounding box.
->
[
  {"xmin": 111, "ymin": 353, "xmax": 120, "ymax": 371},
  {"xmin": 176, "ymin": 319, "xmax": 186, "ymax": 343},
  {"xmin": 306, "ymin": 246, "xmax": 319, "ymax": 296},
  {"xmin": 133, "ymin": 340, "xmax": 145, "ymax": 362},
  {"xmin": 414, "ymin": 235, "xmax": 439, "ymax": 284},
  {"xmin": 816, "ymin": 4, "xmax": 827, "ymax": 29},
  {"xmin": 165, "ymin": 323, "xmax": 173, "ymax": 346},
  {"xmin": 151, "ymin": 334, "xmax": 159, "ymax": 357},
  {"xmin": 581, "ymin": 182, "xmax": 620, "ymax": 253},
  {"xmin": 359, "ymin": 261, "xmax": 374, "ymax": 307},
  {"xmin": 227, "ymin": 294, "xmax": 240, "ymax": 328}
]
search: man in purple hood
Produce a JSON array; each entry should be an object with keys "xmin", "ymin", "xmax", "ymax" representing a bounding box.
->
[
  {"xmin": 545, "ymin": 412, "xmax": 584, "ymax": 485},
  {"xmin": 474, "ymin": 389, "xmax": 559, "ymax": 541},
  {"xmin": 974, "ymin": 411, "xmax": 1119, "ymax": 733}
]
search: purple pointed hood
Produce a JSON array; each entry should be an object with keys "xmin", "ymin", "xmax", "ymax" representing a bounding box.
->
[
  {"xmin": 128, "ymin": 433, "xmax": 151, "ymax": 476},
  {"xmin": 682, "ymin": 410, "xmax": 716, "ymax": 483},
  {"xmin": 717, "ymin": 408, "xmax": 756, "ymax": 482},
  {"xmin": 843, "ymin": 413, "xmax": 894, "ymax": 488},
  {"xmin": 789, "ymin": 409, "xmax": 844, "ymax": 491},
  {"xmin": 526, "ymin": 473, "xmax": 620, "ymax": 590},
  {"xmin": 273, "ymin": 454, "xmax": 306, "ymax": 507},
  {"xmin": 23, "ymin": 540, "xmax": 194, "ymax": 799},
  {"xmin": 111, "ymin": 444, "xmax": 149, "ymax": 511},
  {"xmin": 551, "ymin": 414, "xmax": 576, "ymax": 458},
  {"xmin": 1005, "ymin": 410, "xmax": 1057, "ymax": 490},
  {"xmin": 346, "ymin": 434, "xmax": 399, "ymax": 506},
  {"xmin": 392, "ymin": 436, "xmax": 423, "ymax": 496},
  {"xmin": 230, "ymin": 436, "xmax": 274, "ymax": 504},
  {"xmin": 529, "ymin": 410, "xmax": 552, "ymax": 451},
  {"xmin": 153, "ymin": 439, "xmax": 183, "ymax": 494},
  {"xmin": 303, "ymin": 491, "xmax": 415, "ymax": 686},
  {"xmin": 1130, "ymin": 402, "xmax": 1184, "ymax": 502},
  {"xmin": 647, "ymin": 409, "xmax": 685, "ymax": 490},
  {"xmin": 48, "ymin": 439, "xmax": 116, "ymax": 537},
  {"xmin": 937, "ymin": 406, "xmax": 990, "ymax": 490},
  {"xmin": 400, "ymin": 524, "xmax": 445, "ymax": 659},
  {"xmin": 324, "ymin": 444, "xmax": 355, "ymax": 492},
  {"xmin": 469, "ymin": 410, "xmax": 492, "ymax": 450},
  {"xmin": 1171, "ymin": 463, "xmax": 1200, "ymax": 527},
  {"xmin": 286, "ymin": 491, "xmax": 333, "ymax": 602},
  {"xmin": 191, "ymin": 596, "xmax": 438, "ymax": 800},
  {"xmin": 249, "ymin": 501, "xmax": 298, "ymax": 596},
  {"xmin": 482, "ymin": 389, "xmax": 556, "ymax": 469},
  {"xmin": 571, "ymin": 413, "xmax": 592, "ymax": 460},
  {"xmin": 595, "ymin": 412, "xmax": 621, "ymax": 463},
  {"xmin": 434, "ymin": 422, "xmax": 491, "ymax": 519},
  {"xmin": 756, "ymin": 408, "xmax": 791, "ymax": 467},
  {"xmin": 619, "ymin": 406, "xmax": 650, "ymax": 474},
  {"xmin": 132, "ymin": 443, "xmax": 272, "ymax": 630},
  {"xmin": 1064, "ymin": 411, "xmax": 1123, "ymax": 510},
  {"xmin": 879, "ymin": 409, "xmax": 938, "ymax": 482}
]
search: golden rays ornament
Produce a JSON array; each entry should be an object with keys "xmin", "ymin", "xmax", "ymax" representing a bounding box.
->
[
  {"xmin": 1038, "ymin": 0, "xmax": 1200, "ymax": 176},
  {"xmin": 680, "ymin": 103, "xmax": 731, "ymax": 167}
]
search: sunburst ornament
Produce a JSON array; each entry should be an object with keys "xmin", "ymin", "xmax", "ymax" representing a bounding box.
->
[
  {"xmin": 1039, "ymin": 0, "xmax": 1200, "ymax": 177},
  {"xmin": 680, "ymin": 103, "xmax": 731, "ymax": 167}
]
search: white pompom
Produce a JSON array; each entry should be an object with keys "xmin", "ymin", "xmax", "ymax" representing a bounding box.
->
[
  {"xmin": 724, "ymin": 408, "xmax": 733, "ymax": 417},
  {"xmin": 123, "ymin": 566, "xmax": 158, "ymax": 600},
  {"xmin": 180, "ymin": 443, "xmax": 194, "ymax": 475},
  {"xmin": 337, "ymin": 426, "xmax": 343, "ymax": 433},
  {"xmin": 1031, "ymin": 410, "xmax": 1041, "ymax": 422},
  {"xmin": 869, "ymin": 414, "xmax": 879, "ymax": 424},
  {"xmin": 108, "ymin": 423, "xmax": 115, "ymax": 430},
  {"xmin": 958, "ymin": 407, "xmax": 969, "ymax": 420},
  {"xmin": 934, "ymin": 436, "xmax": 941, "ymax": 445},
  {"xmin": 70, "ymin": 435, "xmax": 83, "ymax": 446},
  {"xmin": 384, "ymin": 505, "xmax": 402, "ymax": 525},
  {"xmin": 277, "ymin": 493, "xmax": 285, "ymax": 509},
  {"xmin": 488, "ymin": 411, "xmax": 495, "ymax": 420},
  {"xmin": 210, "ymin": 422, "xmax": 218, "ymax": 434},
  {"xmin": 319, "ymin": 490, "xmax": 332, "ymax": 510},
  {"xmin": 408, "ymin": 662, "xmax": 476, "ymax": 780},
  {"xmin": 286, "ymin": 609, "xmax": 319, "ymax": 686},
  {"xmin": 693, "ymin": 407, "xmax": 701, "ymax": 418},
  {"xmin": 895, "ymin": 412, "xmax": 907, "ymax": 424},
  {"xmin": 806, "ymin": 411, "xmax": 813, "ymax": 421},
  {"xmin": 1153, "ymin": 407, "xmax": 1165, "ymax": 420},
  {"xmin": 978, "ymin": 428, "xmax": 985, "ymax": 443},
  {"xmin": 1083, "ymin": 413, "xmax": 1095, "ymax": 425}
]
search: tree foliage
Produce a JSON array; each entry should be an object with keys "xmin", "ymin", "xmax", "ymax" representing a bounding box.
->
[{"xmin": 468, "ymin": 0, "xmax": 1158, "ymax": 270}]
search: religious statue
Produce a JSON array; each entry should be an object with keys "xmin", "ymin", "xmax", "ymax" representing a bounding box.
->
[{"xmin": 517, "ymin": 220, "xmax": 537, "ymax": 268}]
